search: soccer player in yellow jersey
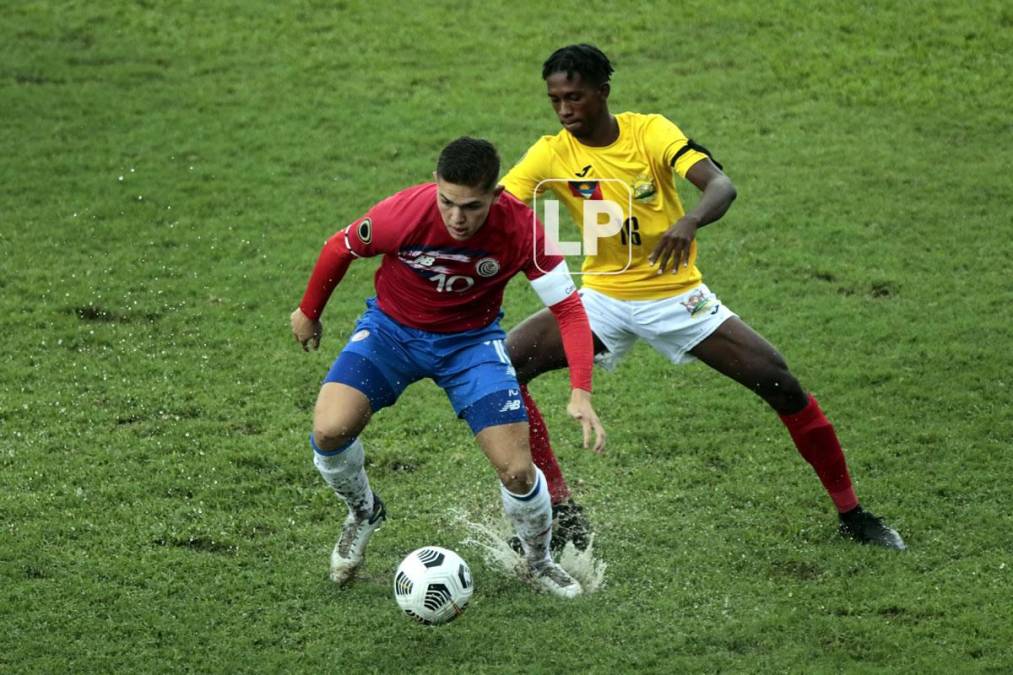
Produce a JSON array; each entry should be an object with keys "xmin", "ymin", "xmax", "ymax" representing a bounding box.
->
[{"xmin": 503, "ymin": 44, "xmax": 904, "ymax": 550}]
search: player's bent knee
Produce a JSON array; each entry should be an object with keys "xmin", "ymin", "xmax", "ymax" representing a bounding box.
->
[
  {"xmin": 498, "ymin": 461, "xmax": 536, "ymax": 495},
  {"xmin": 312, "ymin": 383, "xmax": 372, "ymax": 451},
  {"xmin": 756, "ymin": 364, "xmax": 807, "ymax": 413},
  {"xmin": 312, "ymin": 408, "xmax": 369, "ymax": 452},
  {"xmin": 312, "ymin": 424, "xmax": 357, "ymax": 453}
]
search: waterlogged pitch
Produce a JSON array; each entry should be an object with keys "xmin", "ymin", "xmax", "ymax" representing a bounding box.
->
[{"xmin": 2, "ymin": 1, "xmax": 1010, "ymax": 672}]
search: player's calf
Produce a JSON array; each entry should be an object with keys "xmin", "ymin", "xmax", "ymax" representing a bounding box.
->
[
  {"xmin": 498, "ymin": 468, "xmax": 555, "ymax": 564},
  {"xmin": 509, "ymin": 498, "xmax": 593, "ymax": 554},
  {"xmin": 312, "ymin": 433, "xmax": 386, "ymax": 584}
]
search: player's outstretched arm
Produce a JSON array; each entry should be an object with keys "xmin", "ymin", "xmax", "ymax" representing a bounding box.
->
[
  {"xmin": 650, "ymin": 158, "xmax": 737, "ymax": 274},
  {"xmin": 528, "ymin": 261, "xmax": 606, "ymax": 453}
]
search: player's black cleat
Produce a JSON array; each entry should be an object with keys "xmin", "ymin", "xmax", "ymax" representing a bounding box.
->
[
  {"xmin": 508, "ymin": 499, "xmax": 593, "ymax": 555},
  {"xmin": 552, "ymin": 499, "xmax": 591, "ymax": 552},
  {"xmin": 838, "ymin": 506, "xmax": 906, "ymax": 550}
]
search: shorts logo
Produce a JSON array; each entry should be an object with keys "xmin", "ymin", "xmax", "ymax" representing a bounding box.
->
[
  {"xmin": 350, "ymin": 329, "xmax": 370, "ymax": 342},
  {"xmin": 475, "ymin": 257, "xmax": 500, "ymax": 277},
  {"xmin": 356, "ymin": 218, "xmax": 373, "ymax": 244},
  {"xmin": 498, "ymin": 398, "xmax": 522, "ymax": 413},
  {"xmin": 680, "ymin": 289, "xmax": 715, "ymax": 317}
]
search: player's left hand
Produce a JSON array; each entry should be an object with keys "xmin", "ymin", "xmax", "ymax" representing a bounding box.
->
[
  {"xmin": 649, "ymin": 215, "xmax": 699, "ymax": 274},
  {"xmin": 566, "ymin": 388, "xmax": 606, "ymax": 454}
]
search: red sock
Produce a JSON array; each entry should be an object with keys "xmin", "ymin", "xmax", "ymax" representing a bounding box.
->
[
  {"xmin": 778, "ymin": 395, "xmax": 859, "ymax": 513},
  {"xmin": 520, "ymin": 385, "xmax": 571, "ymax": 505}
]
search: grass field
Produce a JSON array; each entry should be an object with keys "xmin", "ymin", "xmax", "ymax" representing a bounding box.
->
[{"xmin": 2, "ymin": 1, "xmax": 1011, "ymax": 672}]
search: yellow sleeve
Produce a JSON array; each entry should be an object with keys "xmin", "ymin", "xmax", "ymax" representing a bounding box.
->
[
  {"xmin": 500, "ymin": 138, "xmax": 553, "ymax": 203},
  {"xmin": 643, "ymin": 114, "xmax": 710, "ymax": 179}
]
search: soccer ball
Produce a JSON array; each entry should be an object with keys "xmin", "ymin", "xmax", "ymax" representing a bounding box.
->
[{"xmin": 393, "ymin": 546, "xmax": 473, "ymax": 625}]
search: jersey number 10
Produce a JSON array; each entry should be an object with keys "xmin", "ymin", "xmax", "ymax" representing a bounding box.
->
[{"xmin": 431, "ymin": 273, "xmax": 475, "ymax": 293}]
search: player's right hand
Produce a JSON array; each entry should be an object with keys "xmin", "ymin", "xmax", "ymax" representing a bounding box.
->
[
  {"xmin": 290, "ymin": 307, "xmax": 323, "ymax": 351},
  {"xmin": 649, "ymin": 215, "xmax": 699, "ymax": 274}
]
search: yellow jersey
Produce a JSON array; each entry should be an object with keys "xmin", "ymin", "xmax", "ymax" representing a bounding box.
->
[{"xmin": 501, "ymin": 112, "xmax": 711, "ymax": 300}]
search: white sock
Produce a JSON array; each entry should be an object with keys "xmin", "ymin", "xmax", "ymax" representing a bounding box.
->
[
  {"xmin": 500, "ymin": 467, "xmax": 552, "ymax": 566},
  {"xmin": 313, "ymin": 437, "xmax": 374, "ymax": 519}
]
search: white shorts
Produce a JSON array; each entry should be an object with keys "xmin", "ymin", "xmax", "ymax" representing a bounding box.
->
[{"xmin": 579, "ymin": 284, "xmax": 737, "ymax": 370}]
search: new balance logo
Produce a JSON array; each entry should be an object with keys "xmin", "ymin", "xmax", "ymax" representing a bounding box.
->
[{"xmin": 498, "ymin": 399, "xmax": 522, "ymax": 413}]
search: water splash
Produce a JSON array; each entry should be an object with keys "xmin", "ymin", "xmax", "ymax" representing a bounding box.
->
[
  {"xmin": 453, "ymin": 507, "xmax": 526, "ymax": 578},
  {"xmin": 452, "ymin": 508, "xmax": 606, "ymax": 594},
  {"xmin": 558, "ymin": 536, "xmax": 606, "ymax": 593}
]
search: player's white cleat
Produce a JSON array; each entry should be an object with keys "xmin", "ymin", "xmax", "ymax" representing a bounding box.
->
[
  {"xmin": 529, "ymin": 560, "xmax": 583, "ymax": 599},
  {"xmin": 329, "ymin": 492, "xmax": 386, "ymax": 585}
]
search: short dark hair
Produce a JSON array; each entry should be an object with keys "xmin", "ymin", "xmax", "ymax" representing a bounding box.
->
[
  {"xmin": 436, "ymin": 137, "xmax": 501, "ymax": 192},
  {"xmin": 542, "ymin": 44, "xmax": 614, "ymax": 86}
]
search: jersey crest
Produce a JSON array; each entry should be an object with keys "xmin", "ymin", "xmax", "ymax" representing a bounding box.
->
[
  {"xmin": 632, "ymin": 174, "xmax": 657, "ymax": 202},
  {"xmin": 475, "ymin": 257, "xmax": 500, "ymax": 277}
]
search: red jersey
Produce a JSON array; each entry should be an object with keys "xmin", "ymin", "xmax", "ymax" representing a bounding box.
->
[{"xmin": 303, "ymin": 183, "xmax": 563, "ymax": 332}]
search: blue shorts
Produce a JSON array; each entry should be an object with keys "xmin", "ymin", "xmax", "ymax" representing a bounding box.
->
[{"xmin": 323, "ymin": 299, "xmax": 527, "ymax": 434}]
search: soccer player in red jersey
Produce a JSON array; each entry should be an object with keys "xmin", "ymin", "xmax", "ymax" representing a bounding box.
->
[
  {"xmin": 502, "ymin": 45, "xmax": 904, "ymax": 550},
  {"xmin": 290, "ymin": 137, "xmax": 605, "ymax": 597}
]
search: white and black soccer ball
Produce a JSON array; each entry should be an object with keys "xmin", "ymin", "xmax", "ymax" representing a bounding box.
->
[{"xmin": 393, "ymin": 546, "xmax": 473, "ymax": 625}]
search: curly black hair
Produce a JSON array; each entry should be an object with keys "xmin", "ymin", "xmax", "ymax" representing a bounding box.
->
[{"xmin": 542, "ymin": 44, "xmax": 614, "ymax": 86}]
